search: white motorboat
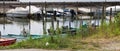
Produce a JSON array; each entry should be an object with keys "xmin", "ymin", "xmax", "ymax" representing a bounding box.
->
[
  {"xmin": 78, "ymin": 7, "xmax": 91, "ymax": 13},
  {"xmin": 6, "ymin": 7, "xmax": 29, "ymax": 18},
  {"xmin": 6, "ymin": 6, "xmax": 40, "ymax": 18},
  {"xmin": 106, "ymin": 6, "xmax": 120, "ymax": 12}
]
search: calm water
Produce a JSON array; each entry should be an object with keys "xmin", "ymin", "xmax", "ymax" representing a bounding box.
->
[{"xmin": 0, "ymin": 17, "xmax": 109, "ymax": 35}]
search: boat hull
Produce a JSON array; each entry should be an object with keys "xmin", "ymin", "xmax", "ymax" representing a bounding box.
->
[
  {"xmin": 0, "ymin": 38, "xmax": 16, "ymax": 46},
  {"xmin": 8, "ymin": 34, "xmax": 41, "ymax": 39},
  {"xmin": 6, "ymin": 13, "xmax": 28, "ymax": 18}
]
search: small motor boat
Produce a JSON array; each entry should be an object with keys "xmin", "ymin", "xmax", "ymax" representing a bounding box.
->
[
  {"xmin": 8, "ymin": 34, "xmax": 41, "ymax": 39},
  {"xmin": 0, "ymin": 38, "xmax": 16, "ymax": 46}
]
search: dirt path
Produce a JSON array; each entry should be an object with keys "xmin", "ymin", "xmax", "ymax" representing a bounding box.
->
[
  {"xmin": 82, "ymin": 37, "xmax": 120, "ymax": 51},
  {"xmin": 101, "ymin": 41, "xmax": 120, "ymax": 51},
  {"xmin": 0, "ymin": 49, "xmax": 68, "ymax": 51}
]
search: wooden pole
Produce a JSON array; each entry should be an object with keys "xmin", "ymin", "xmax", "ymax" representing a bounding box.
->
[
  {"xmin": 102, "ymin": 3, "xmax": 105, "ymax": 25},
  {"xmin": 3, "ymin": 1, "xmax": 5, "ymax": 32},
  {"xmin": 43, "ymin": 1, "xmax": 47, "ymax": 34},
  {"xmin": 115, "ymin": 3, "xmax": 117, "ymax": 15},
  {"xmin": 90, "ymin": 2, "xmax": 92, "ymax": 26},
  {"xmin": 45, "ymin": 1, "xmax": 47, "ymax": 22},
  {"xmin": 28, "ymin": 2, "xmax": 31, "ymax": 35},
  {"xmin": 50, "ymin": 4, "xmax": 55, "ymax": 42},
  {"xmin": 51, "ymin": 5, "xmax": 54, "ymax": 34},
  {"xmin": 101, "ymin": 0, "xmax": 107, "ymax": 26},
  {"xmin": 63, "ymin": 2, "xmax": 65, "ymax": 26},
  {"xmin": 56, "ymin": 20, "xmax": 60, "ymax": 35},
  {"xmin": 20, "ymin": 2, "xmax": 25, "ymax": 34},
  {"xmin": 53, "ymin": 7, "xmax": 56, "ymax": 21},
  {"xmin": 110, "ymin": 8, "xmax": 112, "ymax": 24},
  {"xmin": 98, "ymin": 7, "xmax": 100, "ymax": 26},
  {"xmin": 57, "ymin": 20, "xmax": 59, "ymax": 28},
  {"xmin": 75, "ymin": 2, "xmax": 79, "ymax": 28},
  {"xmin": 0, "ymin": 31, "xmax": 1, "ymax": 38},
  {"xmin": 95, "ymin": 8, "xmax": 98, "ymax": 29},
  {"xmin": 41, "ymin": 3, "xmax": 45, "ymax": 34}
]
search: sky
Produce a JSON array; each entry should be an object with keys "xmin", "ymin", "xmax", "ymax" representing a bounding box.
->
[{"xmin": 19, "ymin": 0, "xmax": 120, "ymax": 2}]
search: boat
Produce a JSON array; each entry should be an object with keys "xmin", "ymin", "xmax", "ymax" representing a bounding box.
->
[
  {"xmin": 7, "ymin": 34, "xmax": 42, "ymax": 39},
  {"xmin": 6, "ymin": 6, "xmax": 40, "ymax": 18},
  {"xmin": 106, "ymin": 6, "xmax": 120, "ymax": 12},
  {"xmin": 78, "ymin": 16, "xmax": 92, "ymax": 20},
  {"xmin": 78, "ymin": 8, "xmax": 91, "ymax": 13},
  {"xmin": 63, "ymin": 9, "xmax": 72, "ymax": 17},
  {"xmin": 0, "ymin": 38, "xmax": 16, "ymax": 46},
  {"xmin": 45, "ymin": 11, "xmax": 63, "ymax": 17},
  {"xmin": 6, "ymin": 34, "xmax": 67, "ymax": 42},
  {"xmin": 6, "ymin": 7, "xmax": 29, "ymax": 18}
]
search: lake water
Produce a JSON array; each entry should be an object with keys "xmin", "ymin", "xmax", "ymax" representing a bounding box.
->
[{"xmin": 0, "ymin": 17, "xmax": 109, "ymax": 35}]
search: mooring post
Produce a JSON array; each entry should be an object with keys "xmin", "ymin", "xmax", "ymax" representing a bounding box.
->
[
  {"xmin": 110, "ymin": 8, "xmax": 112, "ymax": 24},
  {"xmin": 42, "ymin": 4, "xmax": 45, "ymax": 34},
  {"xmin": 69, "ymin": 20, "xmax": 71, "ymax": 28},
  {"xmin": 90, "ymin": 2, "xmax": 92, "ymax": 26},
  {"xmin": 101, "ymin": 2, "xmax": 106, "ymax": 26},
  {"xmin": 20, "ymin": 2, "xmax": 25, "ymax": 34},
  {"xmin": 50, "ymin": 5, "xmax": 55, "ymax": 43},
  {"xmin": 75, "ymin": 1, "xmax": 79, "ymax": 28},
  {"xmin": 28, "ymin": 1, "xmax": 31, "ymax": 36},
  {"xmin": 43, "ymin": 1, "xmax": 47, "ymax": 34},
  {"xmin": 95, "ymin": 9, "xmax": 98, "ymax": 29},
  {"xmin": 57, "ymin": 20, "xmax": 59, "ymax": 28},
  {"xmin": 0, "ymin": 31, "xmax": 1, "ymax": 38},
  {"xmin": 51, "ymin": 5, "xmax": 54, "ymax": 34},
  {"xmin": 115, "ymin": 3, "xmax": 117, "ymax": 15},
  {"xmin": 63, "ymin": 1, "xmax": 65, "ymax": 26},
  {"xmin": 56, "ymin": 20, "xmax": 60, "ymax": 34},
  {"xmin": 45, "ymin": 1, "xmax": 47, "ymax": 22},
  {"xmin": 97, "ymin": 6, "xmax": 100, "ymax": 27},
  {"xmin": 88, "ymin": 2, "xmax": 92, "ymax": 36},
  {"xmin": 3, "ymin": 1, "xmax": 5, "ymax": 33},
  {"xmin": 53, "ymin": 5, "xmax": 56, "ymax": 21}
]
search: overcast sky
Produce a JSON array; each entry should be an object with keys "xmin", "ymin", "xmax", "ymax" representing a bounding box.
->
[{"xmin": 19, "ymin": 0, "xmax": 120, "ymax": 2}]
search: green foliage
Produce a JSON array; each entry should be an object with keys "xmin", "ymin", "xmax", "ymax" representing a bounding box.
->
[
  {"xmin": 49, "ymin": 26, "xmax": 55, "ymax": 35},
  {"xmin": 8, "ymin": 39, "xmax": 41, "ymax": 49},
  {"xmin": 76, "ymin": 24, "xmax": 90, "ymax": 38},
  {"xmin": 114, "ymin": 12, "xmax": 120, "ymax": 26},
  {"xmin": 114, "ymin": 12, "xmax": 120, "ymax": 36},
  {"xmin": 90, "ymin": 12, "xmax": 120, "ymax": 38},
  {"xmin": 55, "ymin": 26, "xmax": 62, "ymax": 35}
]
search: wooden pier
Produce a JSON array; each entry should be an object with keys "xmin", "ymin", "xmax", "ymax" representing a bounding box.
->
[
  {"xmin": 0, "ymin": 1, "xmax": 119, "ymax": 13},
  {"xmin": 0, "ymin": 1, "xmax": 119, "ymax": 7}
]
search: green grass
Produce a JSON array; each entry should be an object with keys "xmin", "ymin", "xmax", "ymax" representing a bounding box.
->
[{"xmin": 0, "ymin": 35, "xmax": 70, "ymax": 50}]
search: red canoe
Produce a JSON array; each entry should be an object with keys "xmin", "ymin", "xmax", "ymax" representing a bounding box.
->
[{"xmin": 0, "ymin": 38, "xmax": 16, "ymax": 46}]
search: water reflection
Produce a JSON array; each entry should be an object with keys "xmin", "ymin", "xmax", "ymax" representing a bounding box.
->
[{"xmin": 0, "ymin": 17, "xmax": 109, "ymax": 35}]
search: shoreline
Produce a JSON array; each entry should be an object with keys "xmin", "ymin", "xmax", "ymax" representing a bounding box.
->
[{"xmin": 0, "ymin": 49, "xmax": 68, "ymax": 51}]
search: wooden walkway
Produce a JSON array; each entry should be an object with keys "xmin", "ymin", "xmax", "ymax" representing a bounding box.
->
[{"xmin": 0, "ymin": 1, "xmax": 119, "ymax": 7}]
